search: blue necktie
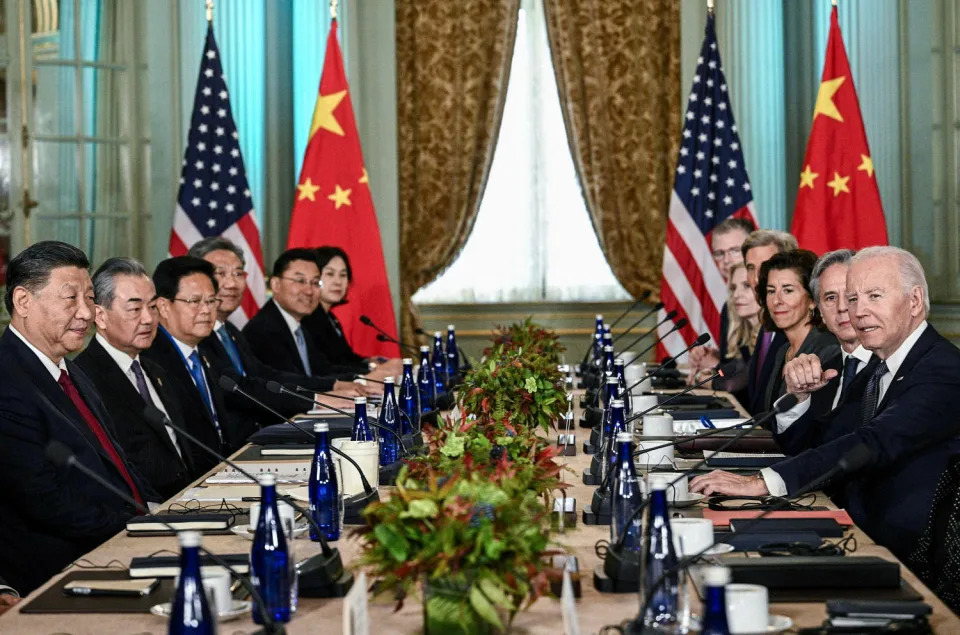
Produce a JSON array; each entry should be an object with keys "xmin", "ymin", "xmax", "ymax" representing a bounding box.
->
[
  {"xmin": 295, "ymin": 326, "xmax": 312, "ymax": 376},
  {"xmin": 861, "ymin": 360, "xmax": 889, "ymax": 426},
  {"xmin": 217, "ymin": 327, "xmax": 246, "ymax": 376},
  {"xmin": 188, "ymin": 351, "xmax": 223, "ymax": 443},
  {"xmin": 838, "ymin": 355, "xmax": 860, "ymax": 404}
]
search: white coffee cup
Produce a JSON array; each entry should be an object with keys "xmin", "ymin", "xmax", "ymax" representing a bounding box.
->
[
  {"xmin": 175, "ymin": 567, "xmax": 232, "ymax": 614},
  {"xmin": 634, "ymin": 440, "xmax": 675, "ymax": 469},
  {"xmin": 642, "ymin": 411, "xmax": 674, "ymax": 437},
  {"xmin": 332, "ymin": 438, "xmax": 380, "ymax": 497},
  {"xmin": 625, "ymin": 361, "xmax": 651, "ymax": 394},
  {"xmin": 725, "ymin": 583, "xmax": 769, "ymax": 633},
  {"xmin": 632, "ymin": 394, "xmax": 659, "ymax": 414},
  {"xmin": 670, "ymin": 518, "xmax": 713, "ymax": 555},
  {"xmin": 249, "ymin": 499, "xmax": 296, "ymax": 532},
  {"xmin": 646, "ymin": 471, "xmax": 689, "ymax": 500}
]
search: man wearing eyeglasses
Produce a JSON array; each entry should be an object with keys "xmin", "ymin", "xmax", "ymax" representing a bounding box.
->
[
  {"xmin": 142, "ymin": 256, "xmax": 260, "ymax": 474},
  {"xmin": 244, "ymin": 249, "xmax": 369, "ymax": 384}
]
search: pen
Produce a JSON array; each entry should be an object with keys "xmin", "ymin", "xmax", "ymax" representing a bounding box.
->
[{"xmin": 699, "ymin": 415, "xmax": 715, "ymax": 429}]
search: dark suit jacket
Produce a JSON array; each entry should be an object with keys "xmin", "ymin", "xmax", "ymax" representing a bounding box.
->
[
  {"xmin": 0, "ymin": 329, "xmax": 155, "ymax": 594},
  {"xmin": 75, "ymin": 337, "xmax": 193, "ymax": 500},
  {"xmin": 202, "ymin": 321, "xmax": 337, "ymax": 415},
  {"xmin": 242, "ymin": 300, "xmax": 356, "ymax": 379},
  {"xmin": 770, "ymin": 324, "xmax": 960, "ymax": 562},
  {"xmin": 746, "ymin": 328, "xmax": 786, "ymax": 415},
  {"xmin": 772, "ymin": 352, "xmax": 845, "ymax": 456},
  {"xmin": 302, "ymin": 306, "xmax": 368, "ymax": 374},
  {"xmin": 762, "ymin": 328, "xmax": 840, "ymax": 412},
  {"xmin": 718, "ymin": 302, "xmax": 730, "ymax": 362},
  {"xmin": 141, "ymin": 328, "xmax": 260, "ymax": 475}
]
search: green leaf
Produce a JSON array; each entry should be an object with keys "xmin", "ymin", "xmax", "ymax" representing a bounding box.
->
[
  {"xmin": 373, "ymin": 523, "xmax": 409, "ymax": 561},
  {"xmin": 470, "ymin": 583, "xmax": 504, "ymax": 630},
  {"xmin": 524, "ymin": 376, "xmax": 538, "ymax": 393},
  {"xmin": 440, "ymin": 434, "xmax": 466, "ymax": 458},
  {"xmin": 484, "ymin": 538, "xmax": 505, "ymax": 560},
  {"xmin": 494, "ymin": 436, "xmax": 514, "ymax": 446},
  {"xmin": 399, "ymin": 499, "xmax": 439, "ymax": 519},
  {"xmin": 478, "ymin": 577, "xmax": 515, "ymax": 610}
]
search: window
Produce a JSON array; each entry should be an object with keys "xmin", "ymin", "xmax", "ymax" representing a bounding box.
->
[{"xmin": 412, "ymin": 0, "xmax": 629, "ymax": 304}]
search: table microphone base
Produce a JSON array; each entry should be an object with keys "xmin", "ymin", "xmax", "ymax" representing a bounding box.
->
[
  {"xmin": 379, "ymin": 459, "xmax": 404, "ymax": 486},
  {"xmin": 556, "ymin": 434, "xmax": 577, "ymax": 456},
  {"xmin": 298, "ymin": 550, "xmax": 353, "ymax": 598},
  {"xmin": 593, "ymin": 545, "xmax": 641, "ymax": 593},
  {"xmin": 582, "ymin": 464, "xmax": 606, "ymax": 486},
  {"xmin": 402, "ymin": 432, "xmax": 425, "ymax": 451},
  {"xmin": 343, "ymin": 490, "xmax": 378, "ymax": 525}
]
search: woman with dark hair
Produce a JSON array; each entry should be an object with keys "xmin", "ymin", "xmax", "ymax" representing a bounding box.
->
[
  {"xmin": 758, "ymin": 249, "xmax": 839, "ymax": 411},
  {"xmin": 302, "ymin": 246, "xmax": 402, "ymax": 376}
]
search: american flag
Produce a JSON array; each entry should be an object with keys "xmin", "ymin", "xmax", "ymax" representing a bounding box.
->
[
  {"xmin": 169, "ymin": 23, "xmax": 266, "ymax": 327},
  {"xmin": 658, "ymin": 12, "xmax": 757, "ymax": 359}
]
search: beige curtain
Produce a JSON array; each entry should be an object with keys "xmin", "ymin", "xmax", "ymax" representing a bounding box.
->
[
  {"xmin": 543, "ymin": 0, "xmax": 681, "ymax": 299},
  {"xmin": 396, "ymin": 0, "xmax": 520, "ymax": 344}
]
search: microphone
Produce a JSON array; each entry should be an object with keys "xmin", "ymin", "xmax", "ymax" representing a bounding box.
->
[
  {"xmin": 622, "ymin": 360, "xmax": 737, "ymax": 427},
  {"xmin": 217, "ymin": 376, "xmax": 378, "ymax": 523},
  {"xmin": 142, "ymin": 407, "xmax": 351, "ymax": 598},
  {"xmin": 265, "ymin": 381, "xmax": 411, "ymax": 458},
  {"xmin": 44, "ymin": 440, "xmax": 287, "ymax": 633},
  {"xmin": 631, "ymin": 441, "xmax": 875, "ymax": 627},
  {"xmin": 618, "ymin": 313, "xmax": 683, "ymax": 369},
  {"xmin": 607, "ymin": 291, "xmax": 653, "ymax": 331},
  {"xmin": 621, "ymin": 331, "xmax": 709, "ymax": 395},
  {"xmin": 611, "ymin": 301, "xmax": 664, "ymax": 345},
  {"xmin": 376, "ymin": 332, "xmax": 420, "ymax": 355}
]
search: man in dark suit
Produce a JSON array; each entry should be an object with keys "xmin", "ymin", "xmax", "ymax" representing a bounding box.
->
[
  {"xmin": 0, "ymin": 574, "xmax": 20, "ymax": 615},
  {"xmin": 141, "ymin": 257, "xmax": 260, "ymax": 474},
  {"xmin": 741, "ymin": 230, "xmax": 798, "ymax": 414},
  {"xmin": 186, "ymin": 237, "xmax": 365, "ymax": 400},
  {"xmin": 76, "ymin": 258, "xmax": 194, "ymax": 499},
  {"xmin": 0, "ymin": 241, "xmax": 157, "ymax": 594},
  {"xmin": 692, "ymin": 247, "xmax": 960, "ymax": 562},
  {"xmin": 772, "ymin": 249, "xmax": 871, "ymax": 454}
]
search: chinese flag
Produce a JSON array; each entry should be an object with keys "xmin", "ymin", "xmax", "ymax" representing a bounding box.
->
[
  {"xmin": 790, "ymin": 7, "xmax": 888, "ymax": 254},
  {"xmin": 287, "ymin": 22, "xmax": 399, "ymax": 357}
]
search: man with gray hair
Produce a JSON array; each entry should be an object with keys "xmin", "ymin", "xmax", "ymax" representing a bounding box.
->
[
  {"xmin": 76, "ymin": 257, "xmax": 194, "ymax": 497},
  {"xmin": 692, "ymin": 246, "xmax": 960, "ymax": 564}
]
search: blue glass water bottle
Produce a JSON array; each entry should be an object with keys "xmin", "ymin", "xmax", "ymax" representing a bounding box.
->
[
  {"xmin": 399, "ymin": 358, "xmax": 419, "ymax": 434},
  {"xmin": 250, "ymin": 474, "xmax": 291, "ymax": 624},
  {"xmin": 417, "ymin": 345, "xmax": 436, "ymax": 411},
  {"xmin": 610, "ymin": 431, "xmax": 643, "ymax": 551},
  {"xmin": 431, "ymin": 331, "xmax": 448, "ymax": 394},
  {"xmin": 378, "ymin": 377, "xmax": 402, "ymax": 465},
  {"xmin": 592, "ymin": 314, "xmax": 605, "ymax": 361},
  {"xmin": 169, "ymin": 531, "xmax": 215, "ymax": 635},
  {"xmin": 602, "ymin": 344, "xmax": 616, "ymax": 377},
  {"xmin": 605, "ymin": 398, "xmax": 628, "ymax": 479},
  {"xmin": 445, "ymin": 324, "xmax": 459, "ymax": 379},
  {"xmin": 700, "ymin": 566, "xmax": 732, "ymax": 635},
  {"xmin": 615, "ymin": 358, "xmax": 632, "ymax": 416},
  {"xmin": 309, "ymin": 422, "xmax": 340, "ymax": 542},
  {"xmin": 599, "ymin": 375, "xmax": 619, "ymax": 446},
  {"xmin": 351, "ymin": 397, "xmax": 374, "ymax": 442},
  {"xmin": 641, "ymin": 483, "xmax": 680, "ymax": 629}
]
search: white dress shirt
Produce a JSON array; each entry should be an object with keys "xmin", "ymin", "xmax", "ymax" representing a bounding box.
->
[
  {"xmin": 274, "ymin": 301, "xmax": 303, "ymax": 340},
  {"xmin": 8, "ymin": 325, "xmax": 66, "ymax": 380},
  {"xmin": 762, "ymin": 321, "xmax": 929, "ymax": 496},
  {"xmin": 95, "ymin": 334, "xmax": 182, "ymax": 458}
]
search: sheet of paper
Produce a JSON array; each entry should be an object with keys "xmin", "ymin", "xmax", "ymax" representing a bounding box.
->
[
  {"xmin": 343, "ymin": 571, "xmax": 370, "ymax": 635},
  {"xmin": 561, "ymin": 569, "xmax": 580, "ymax": 635},
  {"xmin": 204, "ymin": 461, "xmax": 311, "ymax": 485}
]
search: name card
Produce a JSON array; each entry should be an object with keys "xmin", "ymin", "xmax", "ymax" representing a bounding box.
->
[{"xmin": 343, "ymin": 571, "xmax": 370, "ymax": 635}]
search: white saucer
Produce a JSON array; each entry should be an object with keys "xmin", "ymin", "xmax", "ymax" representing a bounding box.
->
[
  {"xmin": 733, "ymin": 614, "xmax": 793, "ymax": 634},
  {"xmin": 702, "ymin": 542, "xmax": 735, "ymax": 556},
  {"xmin": 151, "ymin": 599, "xmax": 252, "ymax": 622},
  {"xmin": 670, "ymin": 492, "xmax": 706, "ymax": 508},
  {"xmin": 230, "ymin": 523, "xmax": 310, "ymax": 540}
]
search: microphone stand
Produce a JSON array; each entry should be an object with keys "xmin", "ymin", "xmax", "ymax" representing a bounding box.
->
[
  {"xmin": 142, "ymin": 407, "xmax": 352, "ymax": 598},
  {"xmin": 414, "ymin": 327, "xmax": 472, "ymax": 374},
  {"xmin": 627, "ymin": 443, "xmax": 874, "ymax": 633},
  {"xmin": 579, "ymin": 296, "xmax": 658, "ymax": 370},
  {"xmin": 44, "ymin": 441, "xmax": 286, "ymax": 634},
  {"xmin": 218, "ymin": 377, "xmax": 379, "ymax": 526},
  {"xmin": 581, "ymin": 311, "xmax": 675, "ymax": 393},
  {"xmin": 607, "ymin": 292, "xmax": 653, "ymax": 331},
  {"xmin": 611, "ymin": 301, "xmax": 664, "ymax": 346},
  {"xmin": 376, "ymin": 332, "xmax": 420, "ymax": 356}
]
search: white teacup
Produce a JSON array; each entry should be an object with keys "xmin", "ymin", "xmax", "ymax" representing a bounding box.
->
[
  {"xmin": 670, "ymin": 518, "xmax": 713, "ymax": 555},
  {"xmin": 634, "ymin": 440, "xmax": 675, "ymax": 469},
  {"xmin": 726, "ymin": 583, "xmax": 769, "ymax": 634},
  {"xmin": 175, "ymin": 567, "xmax": 232, "ymax": 614},
  {"xmin": 642, "ymin": 412, "xmax": 674, "ymax": 437},
  {"xmin": 632, "ymin": 394, "xmax": 659, "ymax": 415},
  {"xmin": 626, "ymin": 362, "xmax": 651, "ymax": 394},
  {"xmin": 249, "ymin": 500, "xmax": 296, "ymax": 532},
  {"xmin": 645, "ymin": 471, "xmax": 689, "ymax": 500}
]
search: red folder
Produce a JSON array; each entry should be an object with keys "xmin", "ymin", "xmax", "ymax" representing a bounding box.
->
[{"xmin": 701, "ymin": 509, "xmax": 854, "ymax": 527}]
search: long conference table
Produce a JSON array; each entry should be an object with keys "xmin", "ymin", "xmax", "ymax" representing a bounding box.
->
[{"xmin": 3, "ymin": 389, "xmax": 960, "ymax": 634}]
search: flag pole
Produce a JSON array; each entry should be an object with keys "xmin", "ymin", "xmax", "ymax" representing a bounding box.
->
[
  {"xmin": 205, "ymin": 0, "xmax": 213, "ymax": 23},
  {"xmin": 330, "ymin": 0, "xmax": 339, "ymax": 21}
]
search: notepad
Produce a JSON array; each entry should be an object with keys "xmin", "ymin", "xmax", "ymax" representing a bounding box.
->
[
  {"xmin": 204, "ymin": 461, "xmax": 312, "ymax": 484},
  {"xmin": 126, "ymin": 513, "xmax": 235, "ymax": 534},
  {"xmin": 129, "ymin": 554, "xmax": 249, "ymax": 578},
  {"xmin": 704, "ymin": 450, "xmax": 786, "ymax": 468}
]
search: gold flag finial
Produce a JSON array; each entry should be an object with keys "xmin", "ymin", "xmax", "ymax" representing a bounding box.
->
[
  {"xmin": 331, "ymin": 0, "xmax": 339, "ymax": 20},
  {"xmin": 206, "ymin": 0, "xmax": 214, "ymax": 23}
]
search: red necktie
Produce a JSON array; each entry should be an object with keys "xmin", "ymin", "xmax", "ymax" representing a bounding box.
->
[{"xmin": 58, "ymin": 369, "xmax": 144, "ymax": 510}]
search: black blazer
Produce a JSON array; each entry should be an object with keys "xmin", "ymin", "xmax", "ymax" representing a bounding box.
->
[
  {"xmin": 202, "ymin": 322, "xmax": 337, "ymax": 415},
  {"xmin": 302, "ymin": 306, "xmax": 369, "ymax": 374},
  {"xmin": 242, "ymin": 300, "xmax": 355, "ymax": 380},
  {"xmin": 769, "ymin": 324, "xmax": 960, "ymax": 562},
  {"xmin": 761, "ymin": 328, "xmax": 840, "ymax": 412},
  {"xmin": 141, "ymin": 328, "xmax": 260, "ymax": 475},
  {"xmin": 0, "ymin": 329, "xmax": 155, "ymax": 594},
  {"xmin": 746, "ymin": 328, "xmax": 785, "ymax": 415},
  {"xmin": 75, "ymin": 337, "xmax": 193, "ymax": 500}
]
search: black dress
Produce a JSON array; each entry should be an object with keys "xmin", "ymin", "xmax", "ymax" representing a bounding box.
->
[{"xmin": 302, "ymin": 306, "xmax": 370, "ymax": 375}]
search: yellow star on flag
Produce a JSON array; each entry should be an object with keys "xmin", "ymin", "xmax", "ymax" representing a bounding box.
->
[
  {"xmin": 359, "ymin": 167, "xmax": 369, "ymax": 184},
  {"xmin": 814, "ymin": 76, "xmax": 845, "ymax": 123},
  {"xmin": 309, "ymin": 89, "xmax": 348, "ymax": 138},
  {"xmin": 328, "ymin": 184, "xmax": 353, "ymax": 209},
  {"xmin": 826, "ymin": 172, "xmax": 851, "ymax": 197},
  {"xmin": 799, "ymin": 165, "xmax": 819, "ymax": 189},
  {"xmin": 857, "ymin": 154, "xmax": 874, "ymax": 178},
  {"xmin": 297, "ymin": 177, "xmax": 320, "ymax": 201}
]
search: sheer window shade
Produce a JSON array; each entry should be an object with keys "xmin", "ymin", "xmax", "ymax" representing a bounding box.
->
[{"xmin": 412, "ymin": 1, "xmax": 629, "ymax": 304}]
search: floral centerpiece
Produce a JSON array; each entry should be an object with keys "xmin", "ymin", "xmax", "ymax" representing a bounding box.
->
[{"xmin": 485, "ymin": 317, "xmax": 566, "ymax": 365}]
